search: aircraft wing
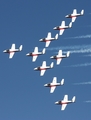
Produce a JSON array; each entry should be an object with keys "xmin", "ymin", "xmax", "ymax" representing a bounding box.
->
[
  {"xmin": 9, "ymin": 52, "xmax": 15, "ymax": 59},
  {"xmin": 47, "ymin": 32, "xmax": 51, "ymax": 38},
  {"xmin": 40, "ymin": 69, "xmax": 46, "ymax": 76},
  {"xmin": 45, "ymin": 41, "xmax": 51, "ymax": 47},
  {"xmin": 57, "ymin": 58, "xmax": 62, "ymax": 65},
  {"xmin": 61, "ymin": 104, "xmax": 67, "ymax": 110},
  {"xmin": 11, "ymin": 44, "xmax": 15, "ymax": 50},
  {"xmin": 34, "ymin": 47, "xmax": 38, "ymax": 53},
  {"xmin": 59, "ymin": 29, "xmax": 65, "ymax": 35},
  {"xmin": 32, "ymin": 55, "xmax": 38, "ymax": 62},
  {"xmin": 72, "ymin": 17, "xmax": 76, "ymax": 22},
  {"xmin": 50, "ymin": 86, "xmax": 56, "ymax": 93}
]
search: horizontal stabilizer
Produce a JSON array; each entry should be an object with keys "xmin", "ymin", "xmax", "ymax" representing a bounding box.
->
[
  {"xmin": 42, "ymin": 48, "xmax": 46, "ymax": 54},
  {"xmin": 72, "ymin": 96, "xmax": 76, "ymax": 102},
  {"xmin": 81, "ymin": 9, "xmax": 84, "ymax": 15},
  {"xmin": 69, "ymin": 22, "xmax": 72, "ymax": 28},
  {"xmin": 66, "ymin": 51, "xmax": 70, "ymax": 57},
  {"xmin": 50, "ymin": 62, "xmax": 54, "ymax": 68},
  {"xmin": 60, "ymin": 79, "xmax": 64, "ymax": 85},
  {"xmin": 19, "ymin": 45, "xmax": 23, "ymax": 51},
  {"xmin": 55, "ymin": 34, "xmax": 58, "ymax": 39}
]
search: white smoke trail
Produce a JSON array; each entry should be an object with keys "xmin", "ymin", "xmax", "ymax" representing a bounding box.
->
[
  {"xmin": 84, "ymin": 101, "xmax": 91, "ymax": 103},
  {"xmin": 73, "ymin": 81, "xmax": 91, "ymax": 85},
  {"xmin": 66, "ymin": 63, "xmax": 91, "ymax": 67},
  {"xmin": 46, "ymin": 44, "xmax": 91, "ymax": 52},
  {"xmin": 64, "ymin": 34, "xmax": 91, "ymax": 39}
]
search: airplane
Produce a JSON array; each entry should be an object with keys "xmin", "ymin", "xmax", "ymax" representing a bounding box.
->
[
  {"xmin": 39, "ymin": 32, "xmax": 58, "ymax": 47},
  {"xmin": 44, "ymin": 77, "xmax": 64, "ymax": 93},
  {"xmin": 34, "ymin": 61, "xmax": 54, "ymax": 76},
  {"xmin": 3, "ymin": 44, "xmax": 23, "ymax": 59},
  {"xmin": 26, "ymin": 47, "xmax": 46, "ymax": 62},
  {"xmin": 53, "ymin": 21, "xmax": 72, "ymax": 35},
  {"xmin": 50, "ymin": 50, "xmax": 70, "ymax": 65},
  {"xmin": 55, "ymin": 95, "xmax": 76, "ymax": 110},
  {"xmin": 65, "ymin": 9, "xmax": 84, "ymax": 22}
]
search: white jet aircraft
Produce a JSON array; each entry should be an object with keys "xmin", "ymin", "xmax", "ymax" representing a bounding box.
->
[
  {"xmin": 50, "ymin": 50, "xmax": 70, "ymax": 65},
  {"xmin": 26, "ymin": 47, "xmax": 46, "ymax": 62},
  {"xmin": 44, "ymin": 77, "xmax": 64, "ymax": 93},
  {"xmin": 39, "ymin": 32, "xmax": 58, "ymax": 47},
  {"xmin": 65, "ymin": 9, "xmax": 84, "ymax": 22},
  {"xmin": 34, "ymin": 61, "xmax": 54, "ymax": 76},
  {"xmin": 3, "ymin": 44, "xmax": 23, "ymax": 59},
  {"xmin": 55, "ymin": 95, "xmax": 76, "ymax": 110},
  {"xmin": 53, "ymin": 21, "xmax": 72, "ymax": 35}
]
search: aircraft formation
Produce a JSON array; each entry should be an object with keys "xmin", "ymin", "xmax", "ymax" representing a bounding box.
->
[{"xmin": 3, "ymin": 9, "xmax": 84, "ymax": 111}]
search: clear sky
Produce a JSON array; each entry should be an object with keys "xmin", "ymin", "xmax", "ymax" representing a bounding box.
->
[{"xmin": 0, "ymin": 0, "xmax": 91, "ymax": 120}]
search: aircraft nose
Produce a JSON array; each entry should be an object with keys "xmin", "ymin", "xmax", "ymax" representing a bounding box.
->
[
  {"xmin": 44, "ymin": 84, "xmax": 47, "ymax": 87},
  {"xmin": 50, "ymin": 56, "xmax": 54, "ymax": 59},
  {"xmin": 53, "ymin": 27, "xmax": 56, "ymax": 30},
  {"xmin": 26, "ymin": 53, "xmax": 30, "ymax": 56},
  {"xmin": 3, "ymin": 50, "xmax": 6, "ymax": 53},
  {"xmin": 65, "ymin": 15, "xmax": 68, "ymax": 17},
  {"xmin": 34, "ymin": 67, "xmax": 37, "ymax": 70},
  {"xmin": 39, "ymin": 39, "xmax": 43, "ymax": 42},
  {"xmin": 55, "ymin": 101, "xmax": 59, "ymax": 104}
]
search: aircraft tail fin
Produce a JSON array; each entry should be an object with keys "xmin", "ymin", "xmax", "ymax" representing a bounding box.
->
[
  {"xmin": 42, "ymin": 48, "xmax": 46, "ymax": 54},
  {"xmin": 19, "ymin": 45, "xmax": 23, "ymax": 51},
  {"xmin": 81, "ymin": 9, "xmax": 84, "ymax": 15},
  {"xmin": 50, "ymin": 62, "xmax": 54, "ymax": 68},
  {"xmin": 55, "ymin": 34, "xmax": 58, "ymax": 40},
  {"xmin": 72, "ymin": 96, "xmax": 76, "ymax": 103},
  {"xmin": 69, "ymin": 22, "xmax": 72, "ymax": 28},
  {"xmin": 60, "ymin": 79, "xmax": 64, "ymax": 85},
  {"xmin": 66, "ymin": 51, "xmax": 70, "ymax": 57}
]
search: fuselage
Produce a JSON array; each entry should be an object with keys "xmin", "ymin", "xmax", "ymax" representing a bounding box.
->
[
  {"xmin": 44, "ymin": 83, "xmax": 61, "ymax": 87},
  {"xmin": 34, "ymin": 66, "xmax": 50, "ymax": 71},
  {"xmin": 55, "ymin": 100, "xmax": 72, "ymax": 105},
  {"xmin": 40, "ymin": 38, "xmax": 55, "ymax": 42},
  {"xmin": 3, "ymin": 49, "xmax": 19, "ymax": 53},
  {"xmin": 66, "ymin": 14, "xmax": 81, "ymax": 18}
]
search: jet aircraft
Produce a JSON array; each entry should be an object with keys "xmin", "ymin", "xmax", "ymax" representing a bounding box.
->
[
  {"xmin": 3, "ymin": 44, "xmax": 23, "ymax": 59},
  {"xmin": 26, "ymin": 47, "xmax": 46, "ymax": 62},
  {"xmin": 44, "ymin": 77, "xmax": 64, "ymax": 93},
  {"xmin": 50, "ymin": 50, "xmax": 70, "ymax": 65},
  {"xmin": 53, "ymin": 21, "xmax": 72, "ymax": 35},
  {"xmin": 34, "ymin": 61, "xmax": 54, "ymax": 76},
  {"xmin": 65, "ymin": 9, "xmax": 84, "ymax": 22},
  {"xmin": 55, "ymin": 95, "xmax": 76, "ymax": 110},
  {"xmin": 39, "ymin": 32, "xmax": 58, "ymax": 47}
]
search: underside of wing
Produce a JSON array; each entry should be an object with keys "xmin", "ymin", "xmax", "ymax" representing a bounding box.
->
[
  {"xmin": 9, "ymin": 52, "xmax": 15, "ymax": 59},
  {"xmin": 72, "ymin": 17, "xmax": 76, "ymax": 22},
  {"xmin": 34, "ymin": 47, "xmax": 38, "ymax": 53},
  {"xmin": 52, "ymin": 77, "xmax": 57, "ymax": 83},
  {"xmin": 47, "ymin": 32, "xmax": 51, "ymax": 39},
  {"xmin": 40, "ymin": 69, "xmax": 46, "ymax": 76},
  {"xmin": 50, "ymin": 86, "xmax": 56, "ymax": 93},
  {"xmin": 58, "ymin": 50, "xmax": 62, "ymax": 56},
  {"xmin": 61, "ymin": 104, "xmax": 67, "ymax": 110},
  {"xmin": 45, "ymin": 41, "xmax": 51, "ymax": 47},
  {"xmin": 32, "ymin": 55, "xmax": 38, "ymax": 62},
  {"xmin": 11, "ymin": 44, "xmax": 15, "ymax": 50},
  {"xmin": 64, "ymin": 95, "xmax": 68, "ymax": 101},
  {"xmin": 57, "ymin": 58, "xmax": 62, "ymax": 65},
  {"xmin": 59, "ymin": 29, "xmax": 64, "ymax": 35}
]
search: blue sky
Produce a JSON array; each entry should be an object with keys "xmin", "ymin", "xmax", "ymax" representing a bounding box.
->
[{"xmin": 0, "ymin": 0, "xmax": 91, "ymax": 119}]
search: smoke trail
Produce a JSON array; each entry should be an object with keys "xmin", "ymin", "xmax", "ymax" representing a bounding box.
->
[
  {"xmin": 64, "ymin": 34, "xmax": 91, "ymax": 39},
  {"xmin": 73, "ymin": 81, "xmax": 91, "ymax": 85},
  {"xmin": 66, "ymin": 63, "xmax": 91, "ymax": 67},
  {"xmin": 46, "ymin": 44, "xmax": 91, "ymax": 51},
  {"xmin": 84, "ymin": 101, "xmax": 91, "ymax": 103}
]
